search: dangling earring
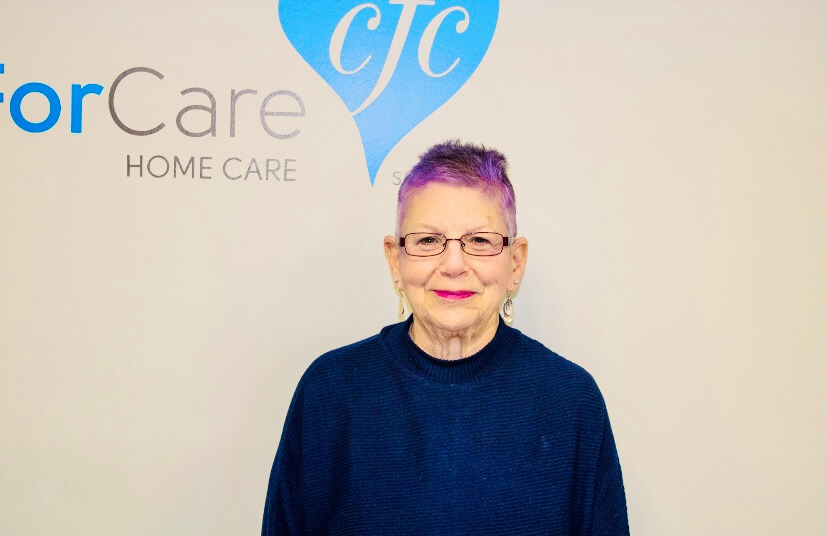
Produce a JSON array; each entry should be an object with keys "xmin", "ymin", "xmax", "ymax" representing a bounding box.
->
[
  {"xmin": 395, "ymin": 279, "xmax": 406, "ymax": 320},
  {"xmin": 502, "ymin": 292, "xmax": 514, "ymax": 324},
  {"xmin": 398, "ymin": 288, "xmax": 406, "ymax": 320}
]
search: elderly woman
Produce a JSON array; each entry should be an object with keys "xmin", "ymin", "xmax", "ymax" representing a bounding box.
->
[{"xmin": 262, "ymin": 142, "xmax": 629, "ymax": 535}]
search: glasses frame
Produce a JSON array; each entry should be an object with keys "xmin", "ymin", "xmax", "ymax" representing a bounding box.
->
[{"xmin": 398, "ymin": 232, "xmax": 512, "ymax": 257}]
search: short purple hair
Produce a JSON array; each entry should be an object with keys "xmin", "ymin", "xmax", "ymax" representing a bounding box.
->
[{"xmin": 397, "ymin": 141, "xmax": 517, "ymax": 235}]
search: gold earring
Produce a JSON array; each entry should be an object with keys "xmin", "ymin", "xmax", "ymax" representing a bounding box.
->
[{"xmin": 395, "ymin": 279, "xmax": 406, "ymax": 320}]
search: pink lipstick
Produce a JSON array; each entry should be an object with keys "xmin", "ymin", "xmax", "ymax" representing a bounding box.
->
[{"xmin": 434, "ymin": 290, "xmax": 475, "ymax": 300}]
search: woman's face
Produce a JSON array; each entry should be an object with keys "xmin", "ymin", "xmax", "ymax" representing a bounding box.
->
[{"xmin": 384, "ymin": 183, "xmax": 528, "ymax": 339}]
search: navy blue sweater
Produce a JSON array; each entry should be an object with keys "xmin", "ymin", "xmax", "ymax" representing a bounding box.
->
[{"xmin": 263, "ymin": 317, "xmax": 629, "ymax": 535}]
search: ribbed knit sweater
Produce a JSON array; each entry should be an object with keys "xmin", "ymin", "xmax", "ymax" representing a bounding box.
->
[{"xmin": 262, "ymin": 317, "xmax": 629, "ymax": 535}]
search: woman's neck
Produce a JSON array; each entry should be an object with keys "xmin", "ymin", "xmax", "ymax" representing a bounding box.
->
[{"xmin": 409, "ymin": 316, "xmax": 499, "ymax": 360}]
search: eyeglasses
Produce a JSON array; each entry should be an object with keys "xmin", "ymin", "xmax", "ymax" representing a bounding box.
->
[{"xmin": 398, "ymin": 232, "xmax": 511, "ymax": 257}]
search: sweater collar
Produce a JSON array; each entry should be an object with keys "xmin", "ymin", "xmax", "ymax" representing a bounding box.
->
[{"xmin": 386, "ymin": 315, "xmax": 519, "ymax": 384}]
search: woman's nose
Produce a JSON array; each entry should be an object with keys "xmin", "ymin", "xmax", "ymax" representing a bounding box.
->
[{"xmin": 439, "ymin": 239, "xmax": 468, "ymax": 275}]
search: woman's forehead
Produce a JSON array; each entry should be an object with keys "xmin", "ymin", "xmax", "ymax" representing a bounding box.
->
[{"xmin": 402, "ymin": 184, "xmax": 507, "ymax": 231}]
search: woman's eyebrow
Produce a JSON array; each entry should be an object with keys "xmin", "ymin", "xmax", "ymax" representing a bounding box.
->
[
  {"xmin": 408, "ymin": 223, "xmax": 501, "ymax": 234},
  {"xmin": 408, "ymin": 223, "xmax": 443, "ymax": 233}
]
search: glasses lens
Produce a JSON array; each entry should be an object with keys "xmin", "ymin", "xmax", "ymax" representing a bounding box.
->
[
  {"xmin": 462, "ymin": 232, "xmax": 505, "ymax": 256},
  {"xmin": 405, "ymin": 233, "xmax": 446, "ymax": 256}
]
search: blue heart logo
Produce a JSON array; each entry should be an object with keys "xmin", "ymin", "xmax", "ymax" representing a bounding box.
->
[{"xmin": 279, "ymin": 0, "xmax": 499, "ymax": 185}]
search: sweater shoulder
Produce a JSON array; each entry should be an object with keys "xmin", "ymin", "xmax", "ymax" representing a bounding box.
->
[
  {"xmin": 512, "ymin": 329, "xmax": 605, "ymax": 402},
  {"xmin": 294, "ymin": 323, "xmax": 397, "ymax": 393}
]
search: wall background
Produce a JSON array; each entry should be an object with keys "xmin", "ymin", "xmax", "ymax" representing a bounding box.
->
[{"xmin": 1, "ymin": 1, "xmax": 826, "ymax": 534}]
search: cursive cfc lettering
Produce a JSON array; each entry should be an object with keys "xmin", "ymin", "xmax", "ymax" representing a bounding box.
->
[{"xmin": 328, "ymin": 0, "xmax": 470, "ymax": 115}]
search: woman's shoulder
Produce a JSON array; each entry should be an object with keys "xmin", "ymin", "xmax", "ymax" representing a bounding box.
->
[
  {"xmin": 295, "ymin": 322, "xmax": 404, "ymax": 391},
  {"xmin": 509, "ymin": 327, "xmax": 605, "ymax": 401}
]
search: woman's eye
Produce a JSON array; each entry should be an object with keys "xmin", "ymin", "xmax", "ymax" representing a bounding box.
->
[{"xmin": 418, "ymin": 235, "xmax": 439, "ymax": 245}]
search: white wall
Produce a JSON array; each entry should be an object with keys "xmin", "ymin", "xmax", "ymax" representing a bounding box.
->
[{"xmin": 1, "ymin": 1, "xmax": 826, "ymax": 534}]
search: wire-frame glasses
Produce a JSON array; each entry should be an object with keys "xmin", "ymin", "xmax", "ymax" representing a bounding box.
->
[{"xmin": 398, "ymin": 232, "xmax": 511, "ymax": 257}]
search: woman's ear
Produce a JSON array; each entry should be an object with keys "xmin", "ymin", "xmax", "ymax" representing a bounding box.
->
[
  {"xmin": 383, "ymin": 235, "xmax": 401, "ymax": 284},
  {"xmin": 509, "ymin": 237, "xmax": 528, "ymax": 291}
]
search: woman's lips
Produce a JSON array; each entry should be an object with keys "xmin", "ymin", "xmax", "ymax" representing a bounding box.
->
[{"xmin": 433, "ymin": 290, "xmax": 475, "ymax": 300}]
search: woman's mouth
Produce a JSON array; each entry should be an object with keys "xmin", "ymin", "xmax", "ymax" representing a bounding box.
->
[{"xmin": 433, "ymin": 290, "xmax": 475, "ymax": 300}]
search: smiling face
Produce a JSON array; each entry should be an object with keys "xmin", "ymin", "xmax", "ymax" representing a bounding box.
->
[{"xmin": 384, "ymin": 183, "xmax": 528, "ymax": 347}]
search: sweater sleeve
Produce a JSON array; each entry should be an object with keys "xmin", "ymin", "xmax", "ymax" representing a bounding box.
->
[
  {"xmin": 568, "ymin": 370, "xmax": 629, "ymax": 536},
  {"xmin": 588, "ymin": 404, "xmax": 630, "ymax": 535},
  {"xmin": 262, "ymin": 383, "xmax": 305, "ymax": 536}
]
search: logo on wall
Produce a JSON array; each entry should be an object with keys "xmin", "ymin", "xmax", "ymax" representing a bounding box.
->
[{"xmin": 278, "ymin": 0, "xmax": 499, "ymax": 185}]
